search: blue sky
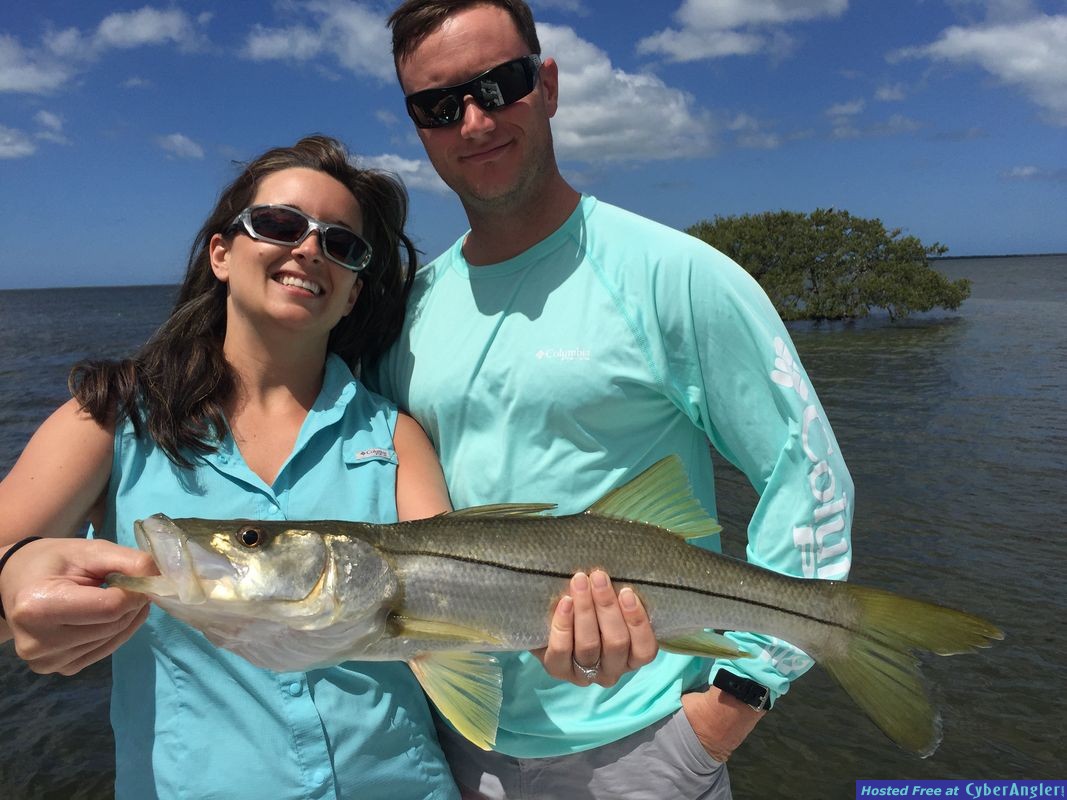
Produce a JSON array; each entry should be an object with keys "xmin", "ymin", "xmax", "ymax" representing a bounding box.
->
[{"xmin": 1, "ymin": 0, "xmax": 1065, "ymax": 289}]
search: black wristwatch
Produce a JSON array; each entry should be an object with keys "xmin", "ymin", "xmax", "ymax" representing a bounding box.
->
[{"xmin": 712, "ymin": 668, "xmax": 772, "ymax": 712}]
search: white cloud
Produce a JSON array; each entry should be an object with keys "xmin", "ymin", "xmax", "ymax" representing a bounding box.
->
[
  {"xmin": 123, "ymin": 76, "xmax": 152, "ymax": 89},
  {"xmin": 639, "ymin": 0, "xmax": 848, "ymax": 61},
  {"xmin": 157, "ymin": 133, "xmax": 205, "ymax": 160},
  {"xmin": 42, "ymin": 28, "xmax": 90, "ymax": 60},
  {"xmin": 35, "ymin": 110, "xmax": 62, "ymax": 132},
  {"xmin": 871, "ymin": 113, "xmax": 922, "ymax": 135},
  {"xmin": 830, "ymin": 111, "xmax": 922, "ymax": 139},
  {"xmin": 1001, "ymin": 164, "xmax": 1067, "ymax": 181},
  {"xmin": 94, "ymin": 7, "xmax": 201, "ymax": 51},
  {"xmin": 33, "ymin": 110, "xmax": 69, "ymax": 144},
  {"xmin": 637, "ymin": 28, "xmax": 767, "ymax": 61},
  {"xmin": 727, "ymin": 113, "xmax": 783, "ymax": 149},
  {"xmin": 45, "ymin": 8, "xmax": 203, "ymax": 58},
  {"xmin": 894, "ymin": 14, "xmax": 1067, "ymax": 125},
  {"xmin": 1, "ymin": 7, "xmax": 204, "ymax": 95},
  {"xmin": 830, "ymin": 122, "xmax": 860, "ymax": 139},
  {"xmin": 875, "ymin": 83, "xmax": 906, "ymax": 101},
  {"xmin": 0, "ymin": 124, "xmax": 36, "ymax": 158},
  {"xmin": 243, "ymin": 25, "xmax": 325, "ymax": 61},
  {"xmin": 241, "ymin": 1, "xmax": 394, "ymax": 81},
  {"xmin": 675, "ymin": 0, "xmax": 849, "ymax": 29},
  {"xmin": 0, "ymin": 34, "xmax": 72, "ymax": 93},
  {"xmin": 375, "ymin": 109, "xmax": 401, "ymax": 126},
  {"xmin": 826, "ymin": 99, "xmax": 865, "ymax": 117},
  {"xmin": 541, "ymin": 23, "xmax": 713, "ymax": 162},
  {"xmin": 360, "ymin": 153, "xmax": 451, "ymax": 195}
]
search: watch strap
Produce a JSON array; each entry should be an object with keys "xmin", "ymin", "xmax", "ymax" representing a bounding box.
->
[{"xmin": 712, "ymin": 668, "xmax": 772, "ymax": 712}]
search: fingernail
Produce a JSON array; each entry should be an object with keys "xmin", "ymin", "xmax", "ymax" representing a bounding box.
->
[
  {"xmin": 592, "ymin": 571, "xmax": 609, "ymax": 589},
  {"xmin": 558, "ymin": 596, "xmax": 574, "ymax": 614},
  {"xmin": 620, "ymin": 588, "xmax": 637, "ymax": 610},
  {"xmin": 573, "ymin": 572, "xmax": 589, "ymax": 592}
]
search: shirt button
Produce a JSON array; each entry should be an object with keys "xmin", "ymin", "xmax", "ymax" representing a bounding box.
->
[
  {"xmin": 288, "ymin": 682, "xmax": 302, "ymax": 697},
  {"xmin": 313, "ymin": 770, "xmax": 328, "ymax": 785}
]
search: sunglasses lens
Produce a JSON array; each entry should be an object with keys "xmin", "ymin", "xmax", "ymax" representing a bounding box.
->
[
  {"xmin": 323, "ymin": 228, "xmax": 369, "ymax": 270},
  {"xmin": 408, "ymin": 91, "xmax": 462, "ymax": 128},
  {"xmin": 248, "ymin": 206, "xmax": 307, "ymax": 243},
  {"xmin": 406, "ymin": 56, "xmax": 539, "ymax": 128},
  {"xmin": 475, "ymin": 60, "xmax": 530, "ymax": 109}
]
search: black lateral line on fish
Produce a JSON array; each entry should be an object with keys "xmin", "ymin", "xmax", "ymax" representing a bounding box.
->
[{"xmin": 385, "ymin": 547, "xmax": 858, "ymax": 635}]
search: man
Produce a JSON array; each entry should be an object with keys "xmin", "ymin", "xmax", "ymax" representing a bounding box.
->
[{"xmin": 369, "ymin": 1, "xmax": 854, "ymax": 797}]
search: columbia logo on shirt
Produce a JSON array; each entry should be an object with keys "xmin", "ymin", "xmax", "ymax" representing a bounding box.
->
[{"xmin": 536, "ymin": 347, "xmax": 592, "ymax": 362}]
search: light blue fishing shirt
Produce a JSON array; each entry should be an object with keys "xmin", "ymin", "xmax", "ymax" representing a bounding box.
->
[
  {"xmin": 368, "ymin": 195, "xmax": 854, "ymax": 758},
  {"xmin": 94, "ymin": 354, "xmax": 458, "ymax": 800}
]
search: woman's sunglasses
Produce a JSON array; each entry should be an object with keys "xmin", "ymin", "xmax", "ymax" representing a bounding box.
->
[
  {"xmin": 228, "ymin": 204, "xmax": 372, "ymax": 272},
  {"xmin": 404, "ymin": 55, "xmax": 543, "ymax": 129}
]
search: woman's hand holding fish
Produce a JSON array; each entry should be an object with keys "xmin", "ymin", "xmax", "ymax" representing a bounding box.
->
[
  {"xmin": 535, "ymin": 569, "xmax": 659, "ymax": 687},
  {"xmin": 0, "ymin": 538, "xmax": 156, "ymax": 676}
]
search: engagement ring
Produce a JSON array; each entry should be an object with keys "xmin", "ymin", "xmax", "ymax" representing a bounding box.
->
[{"xmin": 572, "ymin": 655, "xmax": 601, "ymax": 682}]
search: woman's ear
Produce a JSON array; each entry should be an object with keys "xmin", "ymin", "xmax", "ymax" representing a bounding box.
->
[
  {"xmin": 209, "ymin": 233, "xmax": 231, "ymax": 283},
  {"xmin": 343, "ymin": 278, "xmax": 363, "ymax": 316}
]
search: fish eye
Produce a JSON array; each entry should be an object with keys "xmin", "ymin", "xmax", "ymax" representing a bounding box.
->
[{"xmin": 237, "ymin": 526, "xmax": 266, "ymax": 548}]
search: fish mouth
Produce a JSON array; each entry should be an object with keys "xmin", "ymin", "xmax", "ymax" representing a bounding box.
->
[{"xmin": 134, "ymin": 514, "xmax": 238, "ymax": 605}]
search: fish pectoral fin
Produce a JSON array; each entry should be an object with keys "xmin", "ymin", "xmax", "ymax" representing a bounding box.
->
[
  {"xmin": 388, "ymin": 614, "xmax": 505, "ymax": 647},
  {"xmin": 659, "ymin": 630, "xmax": 752, "ymax": 660},
  {"xmin": 586, "ymin": 455, "xmax": 722, "ymax": 540},
  {"xmin": 409, "ymin": 652, "xmax": 503, "ymax": 751},
  {"xmin": 445, "ymin": 503, "xmax": 557, "ymax": 517}
]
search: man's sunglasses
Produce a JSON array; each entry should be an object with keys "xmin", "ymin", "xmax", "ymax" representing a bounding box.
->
[
  {"xmin": 227, "ymin": 204, "xmax": 372, "ymax": 272},
  {"xmin": 404, "ymin": 54, "xmax": 542, "ymax": 129}
]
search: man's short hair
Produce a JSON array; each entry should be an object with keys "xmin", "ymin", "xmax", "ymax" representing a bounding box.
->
[{"xmin": 389, "ymin": 0, "xmax": 541, "ymax": 73}]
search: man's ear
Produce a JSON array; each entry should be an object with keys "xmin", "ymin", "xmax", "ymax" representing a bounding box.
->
[
  {"xmin": 209, "ymin": 233, "xmax": 231, "ymax": 283},
  {"xmin": 540, "ymin": 57, "xmax": 560, "ymax": 118}
]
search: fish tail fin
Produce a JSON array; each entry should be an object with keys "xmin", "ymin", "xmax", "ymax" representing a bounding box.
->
[{"xmin": 820, "ymin": 584, "xmax": 1003, "ymax": 757}]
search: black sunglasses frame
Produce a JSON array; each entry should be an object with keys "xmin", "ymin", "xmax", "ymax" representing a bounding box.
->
[
  {"xmin": 404, "ymin": 54, "xmax": 543, "ymax": 129},
  {"xmin": 228, "ymin": 204, "xmax": 372, "ymax": 273}
]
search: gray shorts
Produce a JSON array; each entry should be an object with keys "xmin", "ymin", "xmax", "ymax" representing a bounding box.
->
[{"xmin": 435, "ymin": 708, "xmax": 732, "ymax": 800}]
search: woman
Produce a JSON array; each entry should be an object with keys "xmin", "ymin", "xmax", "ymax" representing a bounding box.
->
[{"xmin": 0, "ymin": 136, "xmax": 459, "ymax": 799}]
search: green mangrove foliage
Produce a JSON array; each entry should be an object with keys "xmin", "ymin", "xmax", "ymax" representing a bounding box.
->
[{"xmin": 687, "ymin": 209, "xmax": 971, "ymax": 321}]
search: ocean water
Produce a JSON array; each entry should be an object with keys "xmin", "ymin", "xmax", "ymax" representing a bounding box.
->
[{"xmin": 1, "ymin": 257, "xmax": 1065, "ymax": 798}]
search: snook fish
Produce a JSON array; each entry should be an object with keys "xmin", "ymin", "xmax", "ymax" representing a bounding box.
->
[{"xmin": 108, "ymin": 456, "xmax": 1002, "ymax": 756}]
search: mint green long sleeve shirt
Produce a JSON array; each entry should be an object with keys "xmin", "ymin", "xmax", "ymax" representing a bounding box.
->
[{"xmin": 368, "ymin": 195, "xmax": 853, "ymax": 758}]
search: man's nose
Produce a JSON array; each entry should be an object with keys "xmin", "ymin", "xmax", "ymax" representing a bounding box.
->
[{"xmin": 459, "ymin": 96, "xmax": 497, "ymax": 137}]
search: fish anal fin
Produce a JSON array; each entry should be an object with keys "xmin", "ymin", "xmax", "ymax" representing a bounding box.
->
[
  {"xmin": 409, "ymin": 652, "xmax": 502, "ymax": 751},
  {"xmin": 660, "ymin": 630, "xmax": 752, "ymax": 660},
  {"xmin": 388, "ymin": 614, "xmax": 504, "ymax": 647},
  {"xmin": 587, "ymin": 455, "xmax": 722, "ymax": 540},
  {"xmin": 446, "ymin": 503, "xmax": 557, "ymax": 518}
]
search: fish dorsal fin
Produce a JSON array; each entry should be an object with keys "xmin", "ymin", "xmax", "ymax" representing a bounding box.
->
[
  {"xmin": 446, "ymin": 503, "xmax": 557, "ymax": 518},
  {"xmin": 408, "ymin": 652, "xmax": 503, "ymax": 751},
  {"xmin": 587, "ymin": 456, "xmax": 722, "ymax": 540}
]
